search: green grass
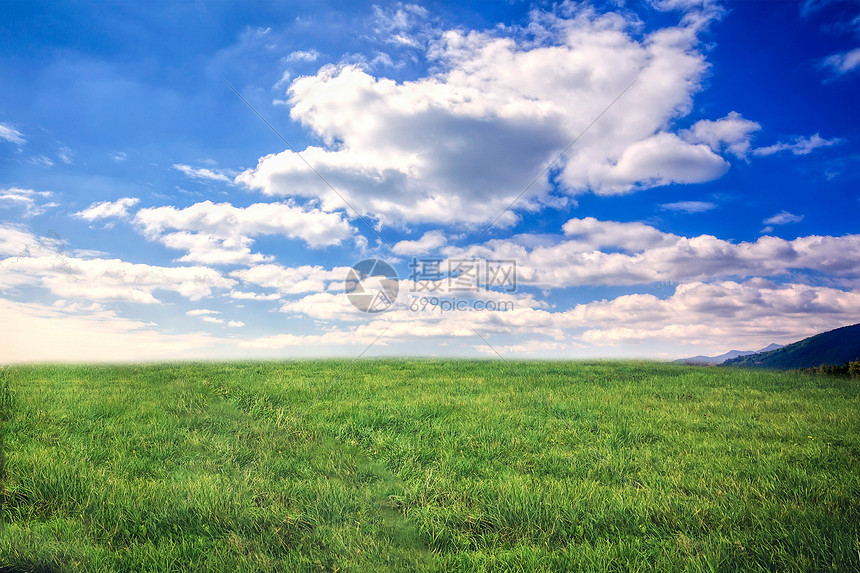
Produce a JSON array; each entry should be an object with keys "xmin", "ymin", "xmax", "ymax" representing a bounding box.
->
[{"xmin": 1, "ymin": 360, "xmax": 858, "ymax": 571}]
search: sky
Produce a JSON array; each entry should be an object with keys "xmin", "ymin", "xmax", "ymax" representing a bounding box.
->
[{"xmin": 1, "ymin": 0, "xmax": 858, "ymax": 363}]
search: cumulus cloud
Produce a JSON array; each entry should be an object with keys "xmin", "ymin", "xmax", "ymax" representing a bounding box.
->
[
  {"xmin": 238, "ymin": 273, "xmax": 860, "ymax": 357},
  {"xmin": 134, "ymin": 210, "xmax": 857, "ymax": 357},
  {"xmin": 155, "ymin": 232, "xmax": 267, "ymax": 266},
  {"xmin": 391, "ymin": 230, "xmax": 446, "ymax": 255},
  {"xmin": 591, "ymin": 133, "xmax": 729, "ymax": 192},
  {"xmin": 0, "ymin": 225, "xmax": 57, "ymax": 259},
  {"xmin": 0, "ymin": 122, "xmax": 25, "ymax": 146},
  {"xmin": 230, "ymin": 263, "xmax": 353, "ymax": 295},
  {"xmin": 133, "ymin": 200, "xmax": 356, "ymax": 264},
  {"xmin": 238, "ymin": 6, "xmax": 736, "ymax": 226},
  {"xmin": 0, "ymin": 188, "xmax": 58, "ymax": 217},
  {"xmin": 682, "ymin": 111, "xmax": 761, "ymax": 158},
  {"xmin": 0, "ymin": 243, "xmax": 235, "ymax": 303},
  {"xmin": 75, "ymin": 197, "xmax": 141, "ymax": 221},
  {"xmin": 445, "ymin": 217, "xmax": 860, "ymax": 288},
  {"xmin": 561, "ymin": 216, "xmax": 675, "ymax": 251},
  {"xmin": 753, "ymin": 133, "xmax": 841, "ymax": 156},
  {"xmin": 571, "ymin": 280, "xmax": 860, "ymax": 349}
]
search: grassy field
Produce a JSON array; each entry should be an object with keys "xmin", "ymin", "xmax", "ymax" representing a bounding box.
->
[{"xmin": 1, "ymin": 360, "xmax": 858, "ymax": 572}]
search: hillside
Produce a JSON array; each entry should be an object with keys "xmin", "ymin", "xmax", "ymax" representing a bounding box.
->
[
  {"xmin": 675, "ymin": 343, "xmax": 782, "ymax": 365},
  {"xmin": 724, "ymin": 323, "xmax": 860, "ymax": 369}
]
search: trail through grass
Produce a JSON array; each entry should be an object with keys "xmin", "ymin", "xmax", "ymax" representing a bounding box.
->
[{"xmin": 1, "ymin": 361, "xmax": 858, "ymax": 571}]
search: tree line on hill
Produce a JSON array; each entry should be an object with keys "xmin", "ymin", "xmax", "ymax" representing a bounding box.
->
[{"xmin": 794, "ymin": 360, "xmax": 860, "ymax": 378}]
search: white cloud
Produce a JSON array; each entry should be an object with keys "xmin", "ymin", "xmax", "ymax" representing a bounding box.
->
[
  {"xmin": 111, "ymin": 151, "xmax": 127, "ymax": 162},
  {"xmin": 821, "ymin": 47, "xmax": 860, "ymax": 76},
  {"xmin": 763, "ymin": 210, "xmax": 804, "ymax": 225},
  {"xmin": 238, "ymin": 7, "xmax": 735, "ymax": 226},
  {"xmin": 186, "ymin": 310, "xmax": 246, "ymax": 326},
  {"xmin": 285, "ymin": 49, "xmax": 320, "ymax": 62},
  {"xmin": 229, "ymin": 290, "xmax": 281, "ymax": 301},
  {"xmin": 445, "ymin": 217, "xmax": 860, "ymax": 288},
  {"xmin": 75, "ymin": 197, "xmax": 141, "ymax": 221},
  {"xmin": 239, "ymin": 331, "xmax": 355, "ymax": 349},
  {"xmin": 659, "ymin": 200, "xmax": 716, "ymax": 213},
  {"xmin": 71, "ymin": 249, "xmax": 108, "ymax": 259},
  {"xmin": 57, "ymin": 146, "xmax": 74, "ymax": 164},
  {"xmin": 231, "ymin": 263, "xmax": 353, "ymax": 295},
  {"xmin": 1, "ymin": 246, "xmax": 235, "ymax": 304},
  {"xmin": 0, "ymin": 225, "xmax": 57, "ymax": 258},
  {"xmin": 588, "ymin": 133, "xmax": 729, "ymax": 193},
  {"xmin": 561, "ymin": 217, "xmax": 675, "ymax": 251},
  {"xmin": 239, "ymin": 311, "xmax": 487, "ymax": 350},
  {"xmin": 370, "ymin": 3, "xmax": 432, "ymax": 48},
  {"xmin": 753, "ymin": 133, "xmax": 841, "ymax": 156},
  {"xmin": 133, "ymin": 200, "xmax": 355, "ymax": 264},
  {"xmin": 239, "ymin": 271, "xmax": 860, "ymax": 357},
  {"xmin": 0, "ymin": 297, "xmax": 224, "ymax": 363},
  {"xmin": 273, "ymin": 70, "xmax": 292, "ymax": 91},
  {"xmin": 0, "ymin": 188, "xmax": 58, "ymax": 217},
  {"xmin": 275, "ymin": 276, "xmax": 547, "ymax": 327},
  {"xmin": 472, "ymin": 339, "xmax": 577, "ymax": 355},
  {"xmin": 172, "ymin": 163, "xmax": 235, "ymax": 183},
  {"xmin": 391, "ymin": 230, "xmax": 446, "ymax": 255},
  {"xmin": 570, "ymin": 280, "xmax": 860, "ymax": 350},
  {"xmin": 187, "ymin": 308, "xmax": 220, "ymax": 317},
  {"xmin": 649, "ymin": 0, "xmax": 722, "ymax": 12},
  {"xmin": 31, "ymin": 155, "xmax": 53, "ymax": 167},
  {"xmin": 0, "ymin": 122, "xmax": 25, "ymax": 146},
  {"xmin": 52, "ymin": 299, "xmax": 106, "ymax": 313},
  {"xmin": 156, "ymin": 231, "xmax": 268, "ymax": 266},
  {"xmin": 683, "ymin": 111, "xmax": 761, "ymax": 158}
]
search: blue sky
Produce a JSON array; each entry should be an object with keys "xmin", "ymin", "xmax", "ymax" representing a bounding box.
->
[{"xmin": 1, "ymin": 0, "xmax": 858, "ymax": 362}]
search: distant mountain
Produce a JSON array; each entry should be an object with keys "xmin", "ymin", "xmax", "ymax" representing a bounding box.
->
[
  {"xmin": 724, "ymin": 323, "xmax": 860, "ymax": 370},
  {"xmin": 757, "ymin": 343, "xmax": 784, "ymax": 353},
  {"xmin": 675, "ymin": 343, "xmax": 782, "ymax": 365}
]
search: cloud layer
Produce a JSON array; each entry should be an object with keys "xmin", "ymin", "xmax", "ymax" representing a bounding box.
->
[
  {"xmin": 443, "ymin": 218, "xmax": 860, "ymax": 288},
  {"xmin": 237, "ymin": 7, "xmax": 741, "ymax": 226}
]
